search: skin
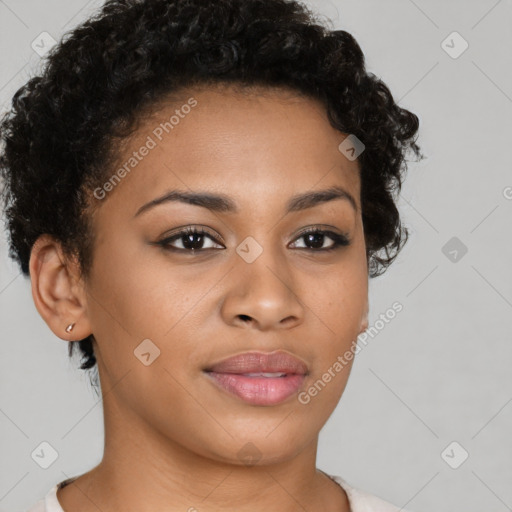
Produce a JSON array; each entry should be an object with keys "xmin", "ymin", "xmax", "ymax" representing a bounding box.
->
[{"xmin": 30, "ymin": 84, "xmax": 369, "ymax": 512}]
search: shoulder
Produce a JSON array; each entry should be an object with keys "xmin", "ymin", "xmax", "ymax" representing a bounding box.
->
[
  {"xmin": 327, "ymin": 473, "xmax": 414, "ymax": 512},
  {"xmin": 24, "ymin": 497, "xmax": 46, "ymax": 512},
  {"xmin": 24, "ymin": 481, "xmax": 66, "ymax": 512}
]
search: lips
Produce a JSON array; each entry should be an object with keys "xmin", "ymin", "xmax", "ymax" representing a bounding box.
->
[
  {"xmin": 204, "ymin": 350, "xmax": 309, "ymax": 375},
  {"xmin": 203, "ymin": 351, "xmax": 309, "ymax": 406}
]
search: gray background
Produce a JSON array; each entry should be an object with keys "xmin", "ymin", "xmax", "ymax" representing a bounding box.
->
[{"xmin": 1, "ymin": 0, "xmax": 511, "ymax": 511}]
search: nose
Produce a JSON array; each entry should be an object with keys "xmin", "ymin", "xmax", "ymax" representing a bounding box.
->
[{"xmin": 220, "ymin": 244, "xmax": 305, "ymax": 331}]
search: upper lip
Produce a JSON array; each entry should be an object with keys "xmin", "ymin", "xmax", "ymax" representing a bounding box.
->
[{"xmin": 204, "ymin": 350, "xmax": 309, "ymax": 375}]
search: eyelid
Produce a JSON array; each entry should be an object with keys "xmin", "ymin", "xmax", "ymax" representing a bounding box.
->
[
  {"xmin": 162, "ymin": 225, "xmax": 224, "ymax": 243},
  {"xmin": 293, "ymin": 224, "xmax": 348, "ymax": 238}
]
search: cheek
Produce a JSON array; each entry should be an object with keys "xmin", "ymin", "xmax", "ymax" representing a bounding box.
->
[
  {"xmin": 90, "ymin": 233, "xmax": 179, "ymax": 327},
  {"xmin": 303, "ymin": 257, "xmax": 367, "ymax": 394},
  {"xmin": 87, "ymin": 243, "xmax": 213, "ymax": 386},
  {"xmin": 85, "ymin": 236, "xmax": 170, "ymax": 365},
  {"xmin": 308, "ymin": 260, "xmax": 367, "ymax": 333}
]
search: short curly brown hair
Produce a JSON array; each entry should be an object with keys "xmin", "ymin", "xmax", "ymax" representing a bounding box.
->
[{"xmin": 0, "ymin": 0, "xmax": 422, "ymax": 375}]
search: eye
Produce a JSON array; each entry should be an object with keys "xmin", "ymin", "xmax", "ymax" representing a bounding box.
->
[
  {"xmin": 289, "ymin": 227, "xmax": 351, "ymax": 252},
  {"xmin": 155, "ymin": 225, "xmax": 351, "ymax": 254},
  {"xmin": 156, "ymin": 226, "xmax": 224, "ymax": 252}
]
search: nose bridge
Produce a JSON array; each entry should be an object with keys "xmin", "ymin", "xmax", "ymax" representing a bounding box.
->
[
  {"xmin": 236, "ymin": 233, "xmax": 291, "ymax": 294},
  {"xmin": 224, "ymin": 233, "xmax": 303, "ymax": 329}
]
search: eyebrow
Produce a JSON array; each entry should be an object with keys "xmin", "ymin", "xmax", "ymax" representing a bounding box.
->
[{"xmin": 133, "ymin": 185, "xmax": 358, "ymax": 218}]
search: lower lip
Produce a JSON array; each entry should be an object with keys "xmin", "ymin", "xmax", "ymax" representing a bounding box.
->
[{"xmin": 204, "ymin": 372, "xmax": 306, "ymax": 406}]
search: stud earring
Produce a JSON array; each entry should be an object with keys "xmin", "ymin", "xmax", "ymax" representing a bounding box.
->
[{"xmin": 65, "ymin": 323, "xmax": 75, "ymax": 333}]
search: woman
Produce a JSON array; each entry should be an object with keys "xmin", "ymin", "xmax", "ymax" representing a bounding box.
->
[{"xmin": 0, "ymin": 0, "xmax": 422, "ymax": 510}]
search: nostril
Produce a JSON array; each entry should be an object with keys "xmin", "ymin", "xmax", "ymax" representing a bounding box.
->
[{"xmin": 238, "ymin": 314, "xmax": 251, "ymax": 322}]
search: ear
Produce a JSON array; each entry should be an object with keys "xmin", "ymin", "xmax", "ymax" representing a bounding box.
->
[{"xmin": 29, "ymin": 234, "xmax": 92, "ymax": 341}]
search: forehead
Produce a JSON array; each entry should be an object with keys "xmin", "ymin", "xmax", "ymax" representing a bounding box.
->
[{"xmin": 97, "ymin": 84, "xmax": 361, "ymax": 216}]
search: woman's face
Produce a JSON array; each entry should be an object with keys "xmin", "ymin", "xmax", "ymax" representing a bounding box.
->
[{"xmin": 81, "ymin": 85, "xmax": 368, "ymax": 465}]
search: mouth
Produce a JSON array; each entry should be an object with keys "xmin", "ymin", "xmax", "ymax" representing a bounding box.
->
[{"xmin": 202, "ymin": 351, "xmax": 309, "ymax": 406}]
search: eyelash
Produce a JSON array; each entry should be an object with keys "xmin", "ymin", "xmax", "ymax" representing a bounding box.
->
[{"xmin": 155, "ymin": 226, "xmax": 351, "ymax": 254}]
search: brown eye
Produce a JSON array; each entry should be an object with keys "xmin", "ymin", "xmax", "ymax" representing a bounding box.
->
[
  {"xmin": 155, "ymin": 226, "xmax": 350, "ymax": 254},
  {"xmin": 157, "ymin": 227, "xmax": 224, "ymax": 252},
  {"xmin": 290, "ymin": 229, "xmax": 351, "ymax": 251}
]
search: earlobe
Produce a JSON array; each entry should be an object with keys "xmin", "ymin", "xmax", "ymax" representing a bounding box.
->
[{"xmin": 29, "ymin": 234, "xmax": 91, "ymax": 341}]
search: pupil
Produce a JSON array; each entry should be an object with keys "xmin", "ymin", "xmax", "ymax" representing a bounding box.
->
[
  {"xmin": 183, "ymin": 233, "xmax": 203, "ymax": 250},
  {"xmin": 306, "ymin": 233, "xmax": 323, "ymax": 249}
]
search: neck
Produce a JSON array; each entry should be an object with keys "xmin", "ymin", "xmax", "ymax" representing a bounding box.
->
[{"xmin": 57, "ymin": 368, "xmax": 350, "ymax": 512}]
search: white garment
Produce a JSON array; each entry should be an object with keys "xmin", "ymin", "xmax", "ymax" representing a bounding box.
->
[{"xmin": 25, "ymin": 473, "xmax": 411, "ymax": 512}]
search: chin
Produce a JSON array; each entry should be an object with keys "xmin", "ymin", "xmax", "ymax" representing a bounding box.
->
[{"xmin": 205, "ymin": 430, "xmax": 311, "ymax": 467}]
